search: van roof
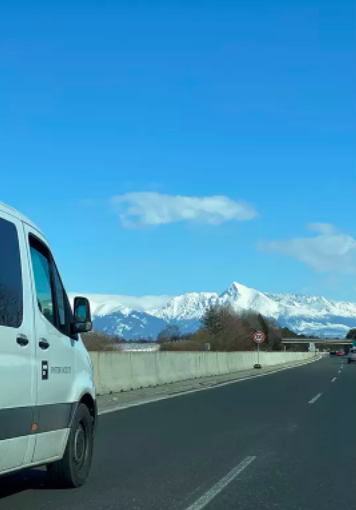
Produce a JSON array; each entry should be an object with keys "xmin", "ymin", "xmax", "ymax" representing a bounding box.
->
[{"xmin": 0, "ymin": 200, "xmax": 46, "ymax": 239}]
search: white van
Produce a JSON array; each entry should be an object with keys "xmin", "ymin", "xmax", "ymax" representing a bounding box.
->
[
  {"xmin": 347, "ymin": 348, "xmax": 356, "ymax": 364},
  {"xmin": 0, "ymin": 201, "xmax": 96, "ymax": 487}
]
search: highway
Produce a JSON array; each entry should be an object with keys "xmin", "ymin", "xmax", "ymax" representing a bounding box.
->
[{"xmin": 1, "ymin": 356, "xmax": 355, "ymax": 510}]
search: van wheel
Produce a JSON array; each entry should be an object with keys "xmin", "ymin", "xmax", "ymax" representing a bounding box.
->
[{"xmin": 47, "ymin": 403, "xmax": 94, "ymax": 488}]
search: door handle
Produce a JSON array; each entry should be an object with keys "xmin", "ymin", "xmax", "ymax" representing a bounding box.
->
[
  {"xmin": 16, "ymin": 334, "xmax": 29, "ymax": 347},
  {"xmin": 39, "ymin": 338, "xmax": 50, "ymax": 350}
]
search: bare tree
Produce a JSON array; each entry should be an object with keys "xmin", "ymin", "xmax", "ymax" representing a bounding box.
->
[
  {"xmin": 157, "ymin": 324, "xmax": 181, "ymax": 344},
  {"xmin": 82, "ymin": 331, "xmax": 119, "ymax": 351}
]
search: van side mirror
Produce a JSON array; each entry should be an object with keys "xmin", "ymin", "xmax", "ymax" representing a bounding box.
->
[{"xmin": 73, "ymin": 297, "xmax": 92, "ymax": 335}]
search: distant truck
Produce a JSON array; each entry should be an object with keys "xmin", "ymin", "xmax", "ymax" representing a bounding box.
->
[{"xmin": 0, "ymin": 201, "xmax": 96, "ymax": 487}]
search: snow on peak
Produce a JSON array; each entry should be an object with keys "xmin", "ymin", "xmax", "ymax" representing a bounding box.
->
[
  {"xmin": 220, "ymin": 282, "xmax": 280, "ymax": 317},
  {"xmin": 220, "ymin": 281, "xmax": 243, "ymax": 298},
  {"xmin": 149, "ymin": 291, "xmax": 219, "ymax": 321},
  {"xmin": 148, "ymin": 282, "xmax": 281, "ymax": 322}
]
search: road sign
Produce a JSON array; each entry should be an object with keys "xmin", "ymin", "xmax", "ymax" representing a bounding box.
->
[
  {"xmin": 253, "ymin": 331, "xmax": 265, "ymax": 369},
  {"xmin": 254, "ymin": 331, "xmax": 265, "ymax": 343}
]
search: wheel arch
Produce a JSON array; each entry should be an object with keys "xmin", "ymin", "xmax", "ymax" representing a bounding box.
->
[{"xmin": 79, "ymin": 393, "xmax": 98, "ymax": 436}]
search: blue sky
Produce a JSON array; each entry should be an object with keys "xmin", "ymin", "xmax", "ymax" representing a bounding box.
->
[{"xmin": 1, "ymin": 1, "xmax": 355, "ymax": 301}]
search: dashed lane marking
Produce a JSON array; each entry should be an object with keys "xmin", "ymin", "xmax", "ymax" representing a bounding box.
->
[
  {"xmin": 184, "ymin": 456, "xmax": 256, "ymax": 510},
  {"xmin": 309, "ymin": 393, "xmax": 322, "ymax": 404}
]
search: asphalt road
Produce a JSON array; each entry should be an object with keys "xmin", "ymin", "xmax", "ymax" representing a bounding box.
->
[{"xmin": 1, "ymin": 356, "xmax": 355, "ymax": 510}]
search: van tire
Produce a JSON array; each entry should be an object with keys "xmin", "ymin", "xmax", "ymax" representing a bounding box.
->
[{"xmin": 47, "ymin": 403, "xmax": 94, "ymax": 488}]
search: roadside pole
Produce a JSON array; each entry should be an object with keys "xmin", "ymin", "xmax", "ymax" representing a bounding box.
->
[{"xmin": 253, "ymin": 331, "xmax": 265, "ymax": 369}]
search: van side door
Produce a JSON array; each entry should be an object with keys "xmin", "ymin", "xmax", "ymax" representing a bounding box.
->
[
  {"xmin": 0, "ymin": 211, "xmax": 35, "ymax": 473},
  {"xmin": 25, "ymin": 227, "xmax": 76, "ymax": 464}
]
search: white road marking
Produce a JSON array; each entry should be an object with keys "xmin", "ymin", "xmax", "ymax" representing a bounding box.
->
[
  {"xmin": 184, "ymin": 456, "xmax": 256, "ymax": 510},
  {"xmin": 99, "ymin": 356, "xmax": 322, "ymax": 416},
  {"xmin": 338, "ymin": 370, "xmax": 341, "ymax": 373},
  {"xmin": 309, "ymin": 392, "xmax": 322, "ymax": 404},
  {"xmin": 331, "ymin": 377, "xmax": 337, "ymax": 382}
]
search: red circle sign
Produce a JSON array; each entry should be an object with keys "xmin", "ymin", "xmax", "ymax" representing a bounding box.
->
[{"xmin": 254, "ymin": 331, "xmax": 265, "ymax": 343}]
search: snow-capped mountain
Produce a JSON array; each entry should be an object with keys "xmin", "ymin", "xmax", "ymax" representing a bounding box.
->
[
  {"xmin": 70, "ymin": 282, "xmax": 356, "ymax": 340},
  {"xmin": 92, "ymin": 310, "xmax": 168, "ymax": 340},
  {"xmin": 68, "ymin": 293, "xmax": 168, "ymax": 340}
]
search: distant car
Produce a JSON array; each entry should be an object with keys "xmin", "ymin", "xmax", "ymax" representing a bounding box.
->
[
  {"xmin": 347, "ymin": 349, "xmax": 356, "ymax": 364},
  {"xmin": 330, "ymin": 351, "xmax": 337, "ymax": 356},
  {"xmin": 337, "ymin": 351, "xmax": 344, "ymax": 356}
]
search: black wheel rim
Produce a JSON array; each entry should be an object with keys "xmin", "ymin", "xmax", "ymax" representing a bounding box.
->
[{"xmin": 73, "ymin": 419, "xmax": 90, "ymax": 475}]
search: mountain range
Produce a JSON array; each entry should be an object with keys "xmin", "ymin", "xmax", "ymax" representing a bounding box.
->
[{"xmin": 69, "ymin": 282, "xmax": 356, "ymax": 340}]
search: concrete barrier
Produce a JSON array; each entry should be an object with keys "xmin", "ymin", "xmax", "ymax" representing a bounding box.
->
[
  {"xmin": 91, "ymin": 352, "xmax": 134, "ymax": 394},
  {"xmin": 90, "ymin": 351, "xmax": 316, "ymax": 395},
  {"xmin": 130, "ymin": 352, "xmax": 159, "ymax": 389}
]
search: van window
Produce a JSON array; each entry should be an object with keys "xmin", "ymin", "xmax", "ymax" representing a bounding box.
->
[
  {"xmin": 0, "ymin": 217, "xmax": 23, "ymax": 328},
  {"xmin": 30, "ymin": 244, "xmax": 55, "ymax": 326},
  {"xmin": 52, "ymin": 263, "xmax": 71, "ymax": 336},
  {"xmin": 53, "ymin": 266, "xmax": 65, "ymax": 326},
  {"xmin": 29, "ymin": 235, "xmax": 71, "ymax": 336}
]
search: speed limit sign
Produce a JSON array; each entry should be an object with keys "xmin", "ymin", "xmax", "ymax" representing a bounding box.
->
[{"xmin": 254, "ymin": 331, "xmax": 265, "ymax": 343}]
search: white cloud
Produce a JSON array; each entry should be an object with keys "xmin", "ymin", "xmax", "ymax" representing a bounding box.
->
[
  {"xmin": 258, "ymin": 223, "xmax": 356, "ymax": 273},
  {"xmin": 68, "ymin": 293, "xmax": 173, "ymax": 315},
  {"xmin": 112, "ymin": 192, "xmax": 258, "ymax": 228},
  {"xmin": 307, "ymin": 223, "xmax": 336, "ymax": 235}
]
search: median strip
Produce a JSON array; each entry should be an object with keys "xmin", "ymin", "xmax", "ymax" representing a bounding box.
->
[{"xmin": 185, "ymin": 456, "xmax": 256, "ymax": 510}]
